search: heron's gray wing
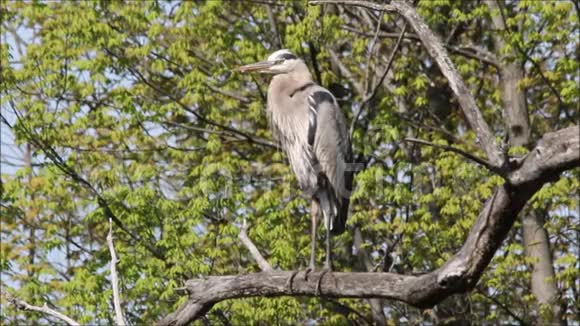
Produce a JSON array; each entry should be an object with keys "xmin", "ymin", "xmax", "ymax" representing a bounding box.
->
[{"xmin": 309, "ymin": 89, "xmax": 353, "ymax": 234}]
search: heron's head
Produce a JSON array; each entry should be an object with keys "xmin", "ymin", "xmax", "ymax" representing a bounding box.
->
[{"xmin": 236, "ymin": 49, "xmax": 302, "ymax": 75}]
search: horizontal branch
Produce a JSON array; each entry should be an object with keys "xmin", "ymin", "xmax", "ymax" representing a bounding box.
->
[{"xmin": 157, "ymin": 271, "xmax": 431, "ymax": 326}]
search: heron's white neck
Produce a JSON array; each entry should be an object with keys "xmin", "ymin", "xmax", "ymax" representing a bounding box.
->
[{"xmin": 269, "ymin": 62, "xmax": 313, "ymax": 98}]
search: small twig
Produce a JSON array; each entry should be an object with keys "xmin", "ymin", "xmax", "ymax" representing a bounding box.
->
[
  {"xmin": 323, "ymin": 298, "xmax": 374, "ymax": 325},
  {"xmin": 238, "ymin": 220, "xmax": 273, "ymax": 272},
  {"xmin": 340, "ymin": 26, "xmax": 500, "ymax": 68},
  {"xmin": 4, "ymin": 291, "xmax": 81, "ymax": 326},
  {"xmin": 265, "ymin": 4, "xmax": 283, "ymax": 48},
  {"xmin": 475, "ymin": 288, "xmax": 529, "ymax": 325},
  {"xmin": 204, "ymin": 83, "xmax": 250, "ymax": 103},
  {"xmin": 350, "ymin": 22, "xmax": 407, "ymax": 137},
  {"xmin": 328, "ymin": 49, "xmax": 364, "ymax": 95},
  {"xmin": 404, "ymin": 138, "xmax": 502, "ymax": 175},
  {"xmin": 362, "ymin": 2, "xmax": 385, "ymax": 94},
  {"xmin": 107, "ymin": 219, "xmax": 128, "ymax": 326}
]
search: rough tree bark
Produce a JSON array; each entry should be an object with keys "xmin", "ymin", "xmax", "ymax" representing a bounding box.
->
[{"xmin": 158, "ymin": 1, "xmax": 580, "ymax": 325}]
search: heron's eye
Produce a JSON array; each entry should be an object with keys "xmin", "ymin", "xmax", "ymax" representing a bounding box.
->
[{"xmin": 275, "ymin": 59, "xmax": 285, "ymax": 64}]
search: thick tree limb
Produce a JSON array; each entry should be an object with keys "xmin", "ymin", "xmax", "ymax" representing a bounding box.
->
[
  {"xmin": 311, "ymin": 0, "xmax": 503, "ymax": 167},
  {"xmin": 107, "ymin": 219, "xmax": 127, "ymax": 326},
  {"xmin": 158, "ymin": 126, "xmax": 578, "ymax": 326},
  {"xmin": 508, "ymin": 125, "xmax": 579, "ymax": 186},
  {"xmin": 4, "ymin": 292, "xmax": 80, "ymax": 326}
]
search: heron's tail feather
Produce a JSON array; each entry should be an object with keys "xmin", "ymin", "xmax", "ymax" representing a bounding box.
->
[
  {"xmin": 332, "ymin": 196, "xmax": 349, "ymax": 235},
  {"xmin": 316, "ymin": 188, "xmax": 348, "ymax": 235}
]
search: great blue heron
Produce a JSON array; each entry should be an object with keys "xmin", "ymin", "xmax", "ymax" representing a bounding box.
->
[{"xmin": 237, "ymin": 49, "xmax": 353, "ymax": 274}]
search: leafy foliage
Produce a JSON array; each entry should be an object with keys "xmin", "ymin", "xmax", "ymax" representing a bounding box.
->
[{"xmin": 1, "ymin": 1, "xmax": 578, "ymax": 324}]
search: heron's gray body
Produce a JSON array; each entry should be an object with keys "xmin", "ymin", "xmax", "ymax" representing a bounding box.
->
[
  {"xmin": 267, "ymin": 60, "xmax": 352, "ymax": 235},
  {"xmin": 237, "ymin": 49, "xmax": 353, "ymax": 269}
]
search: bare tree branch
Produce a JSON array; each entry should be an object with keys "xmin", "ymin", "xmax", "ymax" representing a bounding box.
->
[
  {"xmin": 508, "ymin": 125, "xmax": 579, "ymax": 186},
  {"xmin": 350, "ymin": 22, "xmax": 408, "ymax": 137},
  {"xmin": 204, "ymin": 83, "xmax": 251, "ymax": 104},
  {"xmin": 107, "ymin": 219, "xmax": 127, "ymax": 326},
  {"xmin": 265, "ymin": 4, "xmax": 283, "ymax": 48},
  {"xmin": 328, "ymin": 49, "xmax": 364, "ymax": 95},
  {"xmin": 311, "ymin": 0, "xmax": 503, "ymax": 167},
  {"xmin": 340, "ymin": 26, "xmax": 501, "ymax": 68},
  {"xmin": 4, "ymin": 292, "xmax": 81, "ymax": 326},
  {"xmin": 238, "ymin": 220, "xmax": 273, "ymax": 272},
  {"xmin": 404, "ymin": 138, "xmax": 501, "ymax": 175}
]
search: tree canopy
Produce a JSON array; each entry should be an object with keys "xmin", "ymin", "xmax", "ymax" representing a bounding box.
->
[{"xmin": 1, "ymin": 0, "xmax": 578, "ymax": 325}]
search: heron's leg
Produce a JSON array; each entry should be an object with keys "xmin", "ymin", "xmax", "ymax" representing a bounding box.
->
[
  {"xmin": 309, "ymin": 200, "xmax": 318, "ymax": 271},
  {"xmin": 315, "ymin": 215, "xmax": 333, "ymax": 296},
  {"xmin": 288, "ymin": 200, "xmax": 319, "ymax": 291},
  {"xmin": 324, "ymin": 216, "xmax": 332, "ymax": 270}
]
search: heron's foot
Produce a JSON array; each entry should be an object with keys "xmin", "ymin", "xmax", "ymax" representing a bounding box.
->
[
  {"xmin": 315, "ymin": 267, "xmax": 332, "ymax": 296},
  {"xmin": 285, "ymin": 270, "xmax": 300, "ymax": 293},
  {"xmin": 302, "ymin": 267, "xmax": 314, "ymax": 281}
]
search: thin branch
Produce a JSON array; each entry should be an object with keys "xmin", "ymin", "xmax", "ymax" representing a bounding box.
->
[
  {"xmin": 164, "ymin": 121, "xmax": 278, "ymax": 150},
  {"xmin": 323, "ymin": 298, "xmax": 374, "ymax": 325},
  {"xmin": 265, "ymin": 4, "xmax": 283, "ymax": 48},
  {"xmin": 328, "ymin": 49, "xmax": 364, "ymax": 95},
  {"xmin": 238, "ymin": 220, "xmax": 273, "ymax": 272},
  {"xmin": 475, "ymin": 288, "xmax": 529, "ymax": 325},
  {"xmin": 4, "ymin": 292, "xmax": 81, "ymax": 326},
  {"xmin": 350, "ymin": 22, "xmax": 408, "ymax": 137},
  {"xmin": 404, "ymin": 138, "xmax": 501, "ymax": 175},
  {"xmin": 340, "ymin": 25, "xmax": 501, "ymax": 68},
  {"xmin": 7, "ymin": 102, "xmax": 165, "ymax": 260},
  {"xmin": 362, "ymin": 3, "xmax": 385, "ymax": 95},
  {"xmin": 311, "ymin": 0, "xmax": 503, "ymax": 167},
  {"xmin": 204, "ymin": 83, "xmax": 251, "ymax": 103},
  {"xmin": 107, "ymin": 219, "xmax": 127, "ymax": 326}
]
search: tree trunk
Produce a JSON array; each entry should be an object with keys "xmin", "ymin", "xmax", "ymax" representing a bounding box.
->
[
  {"xmin": 522, "ymin": 209, "xmax": 563, "ymax": 325},
  {"xmin": 485, "ymin": 1, "xmax": 562, "ymax": 322}
]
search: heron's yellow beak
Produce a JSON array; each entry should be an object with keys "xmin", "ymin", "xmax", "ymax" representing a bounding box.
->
[{"xmin": 235, "ymin": 61, "xmax": 277, "ymax": 73}]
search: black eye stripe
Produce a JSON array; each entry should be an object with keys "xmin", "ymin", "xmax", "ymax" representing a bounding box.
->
[{"xmin": 278, "ymin": 53, "xmax": 297, "ymax": 60}]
